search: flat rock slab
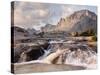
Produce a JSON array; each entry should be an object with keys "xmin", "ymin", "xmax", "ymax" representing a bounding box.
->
[{"xmin": 12, "ymin": 63, "xmax": 86, "ymax": 74}]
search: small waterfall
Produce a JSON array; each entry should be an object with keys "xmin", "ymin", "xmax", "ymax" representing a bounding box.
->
[
  {"xmin": 38, "ymin": 43, "xmax": 54, "ymax": 60},
  {"xmin": 39, "ymin": 40, "xmax": 97, "ymax": 69},
  {"xmin": 38, "ymin": 40, "xmax": 64, "ymax": 60},
  {"xmin": 64, "ymin": 44, "xmax": 97, "ymax": 69},
  {"xmin": 18, "ymin": 51, "xmax": 27, "ymax": 63},
  {"xmin": 17, "ymin": 39, "xmax": 97, "ymax": 69}
]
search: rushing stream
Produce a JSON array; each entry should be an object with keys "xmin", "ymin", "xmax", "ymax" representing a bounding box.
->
[
  {"xmin": 16, "ymin": 39, "xmax": 97, "ymax": 69},
  {"xmin": 38, "ymin": 40, "xmax": 97, "ymax": 69}
]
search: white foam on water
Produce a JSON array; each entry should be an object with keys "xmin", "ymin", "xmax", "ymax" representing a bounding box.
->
[
  {"xmin": 64, "ymin": 49, "xmax": 97, "ymax": 69},
  {"xmin": 16, "ymin": 40, "xmax": 97, "ymax": 69}
]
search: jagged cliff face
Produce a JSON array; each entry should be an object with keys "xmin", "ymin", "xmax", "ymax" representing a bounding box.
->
[{"xmin": 52, "ymin": 10, "xmax": 97, "ymax": 33}]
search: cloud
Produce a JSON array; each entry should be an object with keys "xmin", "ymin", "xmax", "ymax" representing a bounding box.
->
[
  {"xmin": 14, "ymin": 2, "xmax": 52, "ymax": 28},
  {"xmin": 13, "ymin": 1, "xmax": 97, "ymax": 29},
  {"xmin": 61, "ymin": 5, "xmax": 74, "ymax": 18}
]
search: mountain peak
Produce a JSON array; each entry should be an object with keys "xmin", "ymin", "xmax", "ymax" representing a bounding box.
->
[
  {"xmin": 56, "ymin": 10, "xmax": 97, "ymax": 32},
  {"xmin": 40, "ymin": 10, "xmax": 97, "ymax": 33},
  {"xmin": 68, "ymin": 10, "xmax": 96, "ymax": 20}
]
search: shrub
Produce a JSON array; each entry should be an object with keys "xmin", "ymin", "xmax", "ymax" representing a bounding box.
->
[{"xmin": 91, "ymin": 35, "xmax": 97, "ymax": 41}]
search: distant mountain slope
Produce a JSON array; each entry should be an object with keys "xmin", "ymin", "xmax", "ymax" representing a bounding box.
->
[
  {"xmin": 11, "ymin": 26, "xmax": 29, "ymax": 40},
  {"xmin": 57, "ymin": 10, "xmax": 97, "ymax": 33},
  {"xmin": 41, "ymin": 24, "xmax": 56, "ymax": 32},
  {"xmin": 42, "ymin": 10, "xmax": 97, "ymax": 33}
]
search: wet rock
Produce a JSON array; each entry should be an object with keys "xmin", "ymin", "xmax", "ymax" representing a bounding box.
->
[{"xmin": 12, "ymin": 42, "xmax": 49, "ymax": 63}]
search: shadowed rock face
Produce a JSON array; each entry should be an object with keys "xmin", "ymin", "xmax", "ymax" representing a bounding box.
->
[
  {"xmin": 24, "ymin": 43, "xmax": 49, "ymax": 61},
  {"xmin": 12, "ymin": 42, "xmax": 49, "ymax": 63},
  {"xmin": 26, "ymin": 49, "xmax": 44, "ymax": 61}
]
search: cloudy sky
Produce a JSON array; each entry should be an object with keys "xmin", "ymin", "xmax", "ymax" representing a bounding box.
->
[{"xmin": 12, "ymin": 1, "xmax": 97, "ymax": 30}]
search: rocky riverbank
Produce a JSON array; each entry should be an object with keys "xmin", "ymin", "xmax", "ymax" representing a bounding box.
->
[{"xmin": 12, "ymin": 63, "xmax": 86, "ymax": 74}]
